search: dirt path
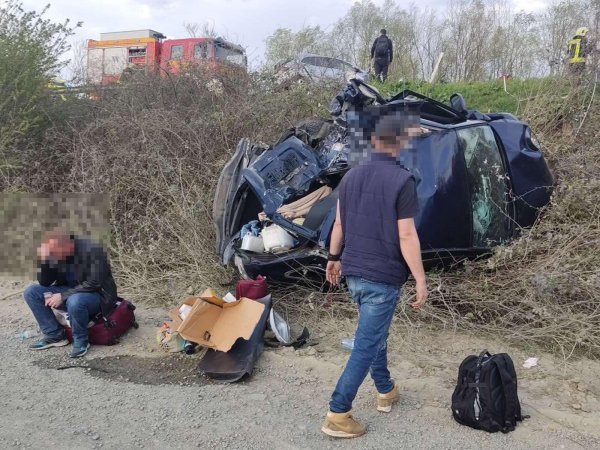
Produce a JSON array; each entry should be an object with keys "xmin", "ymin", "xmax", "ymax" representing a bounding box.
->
[{"xmin": 1, "ymin": 276, "xmax": 599, "ymax": 449}]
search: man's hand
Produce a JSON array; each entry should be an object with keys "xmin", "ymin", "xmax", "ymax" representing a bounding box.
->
[
  {"xmin": 45, "ymin": 293, "xmax": 63, "ymax": 309},
  {"xmin": 326, "ymin": 261, "xmax": 342, "ymax": 286},
  {"xmin": 37, "ymin": 243, "xmax": 50, "ymax": 262},
  {"xmin": 411, "ymin": 279, "xmax": 428, "ymax": 309}
]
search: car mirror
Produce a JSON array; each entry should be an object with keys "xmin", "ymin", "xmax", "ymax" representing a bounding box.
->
[{"xmin": 450, "ymin": 93, "xmax": 468, "ymax": 115}]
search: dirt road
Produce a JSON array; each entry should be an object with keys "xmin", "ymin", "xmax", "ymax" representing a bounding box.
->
[{"xmin": 1, "ymin": 276, "xmax": 599, "ymax": 449}]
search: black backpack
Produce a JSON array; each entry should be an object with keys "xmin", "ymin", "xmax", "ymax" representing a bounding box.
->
[
  {"xmin": 374, "ymin": 37, "xmax": 390, "ymax": 58},
  {"xmin": 451, "ymin": 350, "xmax": 527, "ymax": 433}
]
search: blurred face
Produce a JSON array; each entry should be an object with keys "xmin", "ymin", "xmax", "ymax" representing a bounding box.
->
[
  {"xmin": 371, "ymin": 125, "xmax": 422, "ymax": 156},
  {"xmin": 45, "ymin": 238, "xmax": 75, "ymax": 261}
]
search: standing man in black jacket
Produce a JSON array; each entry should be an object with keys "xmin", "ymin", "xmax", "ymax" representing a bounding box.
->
[
  {"xmin": 371, "ymin": 29, "xmax": 393, "ymax": 83},
  {"xmin": 23, "ymin": 228, "xmax": 118, "ymax": 357}
]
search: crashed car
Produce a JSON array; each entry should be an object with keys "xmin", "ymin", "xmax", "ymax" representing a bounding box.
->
[
  {"xmin": 275, "ymin": 54, "xmax": 369, "ymax": 85},
  {"xmin": 213, "ymin": 79, "xmax": 554, "ymax": 282}
]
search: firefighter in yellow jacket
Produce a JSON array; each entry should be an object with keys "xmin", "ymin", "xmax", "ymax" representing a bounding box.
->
[{"xmin": 568, "ymin": 27, "xmax": 589, "ymax": 74}]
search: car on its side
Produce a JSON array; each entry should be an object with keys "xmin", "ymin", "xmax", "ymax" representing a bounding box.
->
[{"xmin": 213, "ymin": 79, "xmax": 554, "ymax": 282}]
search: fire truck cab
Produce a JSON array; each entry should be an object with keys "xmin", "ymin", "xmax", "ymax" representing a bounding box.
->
[{"xmin": 86, "ymin": 29, "xmax": 247, "ymax": 85}]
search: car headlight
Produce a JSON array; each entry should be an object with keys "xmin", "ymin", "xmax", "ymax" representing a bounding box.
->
[{"xmin": 525, "ymin": 127, "xmax": 541, "ymax": 151}]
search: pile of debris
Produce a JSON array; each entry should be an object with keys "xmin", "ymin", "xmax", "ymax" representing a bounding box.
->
[{"xmin": 157, "ymin": 277, "xmax": 308, "ymax": 382}]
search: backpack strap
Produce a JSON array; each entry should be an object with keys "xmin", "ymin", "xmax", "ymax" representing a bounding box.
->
[
  {"xmin": 476, "ymin": 350, "xmax": 491, "ymax": 368},
  {"xmin": 492, "ymin": 355, "xmax": 520, "ymax": 431}
]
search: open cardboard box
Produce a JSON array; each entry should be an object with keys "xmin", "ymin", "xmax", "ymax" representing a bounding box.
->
[{"xmin": 169, "ymin": 288, "xmax": 265, "ymax": 352}]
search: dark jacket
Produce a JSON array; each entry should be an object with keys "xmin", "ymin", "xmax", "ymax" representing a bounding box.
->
[
  {"xmin": 37, "ymin": 237, "xmax": 118, "ymax": 317},
  {"xmin": 339, "ymin": 153, "xmax": 417, "ymax": 286},
  {"xmin": 371, "ymin": 35, "xmax": 393, "ymax": 63}
]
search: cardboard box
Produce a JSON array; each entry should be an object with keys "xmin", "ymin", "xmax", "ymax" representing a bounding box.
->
[{"xmin": 169, "ymin": 288, "xmax": 265, "ymax": 352}]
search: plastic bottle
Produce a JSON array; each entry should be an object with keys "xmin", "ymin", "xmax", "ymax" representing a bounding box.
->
[
  {"xmin": 16, "ymin": 330, "xmax": 39, "ymax": 340},
  {"xmin": 341, "ymin": 337, "xmax": 355, "ymax": 351}
]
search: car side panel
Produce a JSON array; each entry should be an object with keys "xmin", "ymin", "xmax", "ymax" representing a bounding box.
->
[
  {"xmin": 401, "ymin": 130, "xmax": 472, "ymax": 252},
  {"xmin": 318, "ymin": 130, "xmax": 472, "ymax": 254},
  {"xmin": 488, "ymin": 119, "xmax": 554, "ymax": 228}
]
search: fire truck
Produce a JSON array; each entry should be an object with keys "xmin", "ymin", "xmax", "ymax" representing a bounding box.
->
[{"xmin": 86, "ymin": 29, "xmax": 247, "ymax": 85}]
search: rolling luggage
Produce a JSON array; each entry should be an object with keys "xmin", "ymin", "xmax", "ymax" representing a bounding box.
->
[{"xmin": 64, "ymin": 298, "xmax": 138, "ymax": 345}]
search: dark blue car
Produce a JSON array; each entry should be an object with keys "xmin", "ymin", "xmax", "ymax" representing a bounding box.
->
[{"xmin": 213, "ymin": 80, "xmax": 554, "ymax": 282}]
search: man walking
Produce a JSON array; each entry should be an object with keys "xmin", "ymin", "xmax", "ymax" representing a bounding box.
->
[
  {"xmin": 371, "ymin": 29, "xmax": 393, "ymax": 83},
  {"xmin": 23, "ymin": 229, "xmax": 118, "ymax": 358},
  {"xmin": 321, "ymin": 112, "xmax": 428, "ymax": 438}
]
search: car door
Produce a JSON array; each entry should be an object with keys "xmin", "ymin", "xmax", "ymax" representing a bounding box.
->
[{"xmin": 456, "ymin": 125, "xmax": 513, "ymax": 248}]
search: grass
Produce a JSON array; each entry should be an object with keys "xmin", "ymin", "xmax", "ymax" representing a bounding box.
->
[{"xmin": 375, "ymin": 77, "xmax": 574, "ymax": 116}]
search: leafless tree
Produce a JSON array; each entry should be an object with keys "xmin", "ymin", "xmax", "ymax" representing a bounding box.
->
[
  {"xmin": 183, "ymin": 21, "xmax": 219, "ymax": 39},
  {"xmin": 66, "ymin": 39, "xmax": 87, "ymax": 85}
]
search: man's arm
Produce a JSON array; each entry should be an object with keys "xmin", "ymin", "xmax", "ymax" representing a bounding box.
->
[
  {"xmin": 37, "ymin": 263, "xmax": 58, "ymax": 287},
  {"xmin": 60, "ymin": 245, "xmax": 110, "ymax": 301},
  {"xmin": 36, "ymin": 243, "xmax": 58, "ymax": 286},
  {"xmin": 388, "ymin": 38, "xmax": 393, "ymax": 63},
  {"xmin": 370, "ymin": 39, "xmax": 377, "ymax": 59},
  {"xmin": 398, "ymin": 218, "xmax": 427, "ymax": 308},
  {"xmin": 396, "ymin": 178, "xmax": 426, "ymax": 308},
  {"xmin": 326, "ymin": 201, "xmax": 344, "ymax": 285},
  {"xmin": 329, "ymin": 200, "xmax": 343, "ymax": 255}
]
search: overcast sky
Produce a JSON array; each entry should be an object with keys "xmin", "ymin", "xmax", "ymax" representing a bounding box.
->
[{"xmin": 21, "ymin": 0, "xmax": 549, "ymax": 67}]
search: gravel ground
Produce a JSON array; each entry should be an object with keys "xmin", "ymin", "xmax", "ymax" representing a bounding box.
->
[{"xmin": 1, "ymin": 277, "xmax": 599, "ymax": 450}]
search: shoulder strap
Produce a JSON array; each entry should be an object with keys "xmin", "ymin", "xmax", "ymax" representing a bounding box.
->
[
  {"xmin": 476, "ymin": 349, "xmax": 491, "ymax": 368},
  {"xmin": 492, "ymin": 355, "xmax": 520, "ymax": 430}
]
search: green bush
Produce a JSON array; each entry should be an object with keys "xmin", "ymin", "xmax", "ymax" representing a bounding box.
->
[{"xmin": 0, "ymin": 1, "xmax": 78, "ymax": 177}]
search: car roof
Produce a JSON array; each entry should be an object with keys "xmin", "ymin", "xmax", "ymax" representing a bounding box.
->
[{"xmin": 298, "ymin": 54, "xmax": 356, "ymax": 67}]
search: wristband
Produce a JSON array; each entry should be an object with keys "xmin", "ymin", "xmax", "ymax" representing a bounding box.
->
[{"xmin": 327, "ymin": 253, "xmax": 341, "ymax": 262}]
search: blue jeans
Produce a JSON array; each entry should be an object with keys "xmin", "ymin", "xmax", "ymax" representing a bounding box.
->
[
  {"xmin": 23, "ymin": 284, "xmax": 102, "ymax": 344},
  {"xmin": 329, "ymin": 276, "xmax": 400, "ymax": 413}
]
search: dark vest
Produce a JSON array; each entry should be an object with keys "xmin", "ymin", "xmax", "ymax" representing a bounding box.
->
[{"xmin": 339, "ymin": 153, "xmax": 415, "ymax": 286}]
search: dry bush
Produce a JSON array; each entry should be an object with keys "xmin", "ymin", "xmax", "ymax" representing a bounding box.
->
[{"xmin": 12, "ymin": 68, "xmax": 337, "ymax": 302}]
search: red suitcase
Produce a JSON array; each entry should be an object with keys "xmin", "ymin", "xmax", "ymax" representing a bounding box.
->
[{"xmin": 64, "ymin": 298, "xmax": 138, "ymax": 345}]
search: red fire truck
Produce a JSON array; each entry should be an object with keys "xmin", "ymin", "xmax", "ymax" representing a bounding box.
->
[{"xmin": 86, "ymin": 29, "xmax": 247, "ymax": 85}]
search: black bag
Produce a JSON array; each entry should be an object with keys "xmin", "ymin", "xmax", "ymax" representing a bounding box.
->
[
  {"xmin": 451, "ymin": 350, "xmax": 527, "ymax": 433},
  {"xmin": 374, "ymin": 37, "xmax": 390, "ymax": 58}
]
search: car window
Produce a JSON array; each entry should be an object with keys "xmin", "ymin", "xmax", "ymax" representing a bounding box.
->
[
  {"xmin": 457, "ymin": 126, "xmax": 511, "ymax": 247},
  {"xmin": 194, "ymin": 43, "xmax": 209, "ymax": 59},
  {"xmin": 330, "ymin": 58, "xmax": 352, "ymax": 70},
  {"xmin": 170, "ymin": 45, "xmax": 184, "ymax": 60},
  {"xmin": 215, "ymin": 41, "xmax": 246, "ymax": 66},
  {"xmin": 301, "ymin": 56, "xmax": 322, "ymax": 67}
]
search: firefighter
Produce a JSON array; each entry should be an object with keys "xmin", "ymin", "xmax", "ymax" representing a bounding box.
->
[
  {"xmin": 47, "ymin": 77, "xmax": 67, "ymax": 101},
  {"xmin": 567, "ymin": 27, "xmax": 589, "ymax": 75},
  {"xmin": 370, "ymin": 29, "xmax": 393, "ymax": 83}
]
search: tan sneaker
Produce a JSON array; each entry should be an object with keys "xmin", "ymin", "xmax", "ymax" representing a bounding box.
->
[
  {"xmin": 321, "ymin": 411, "xmax": 367, "ymax": 438},
  {"xmin": 377, "ymin": 383, "xmax": 399, "ymax": 413}
]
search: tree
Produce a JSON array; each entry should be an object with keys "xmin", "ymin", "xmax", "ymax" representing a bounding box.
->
[
  {"xmin": 0, "ymin": 0, "xmax": 78, "ymax": 176},
  {"xmin": 265, "ymin": 26, "xmax": 328, "ymax": 67},
  {"xmin": 183, "ymin": 21, "xmax": 219, "ymax": 39}
]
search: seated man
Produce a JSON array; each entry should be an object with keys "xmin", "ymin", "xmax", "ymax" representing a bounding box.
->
[{"xmin": 24, "ymin": 228, "xmax": 118, "ymax": 358}]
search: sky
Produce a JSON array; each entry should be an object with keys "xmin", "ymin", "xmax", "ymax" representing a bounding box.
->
[{"xmin": 20, "ymin": 0, "xmax": 549, "ymax": 69}]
